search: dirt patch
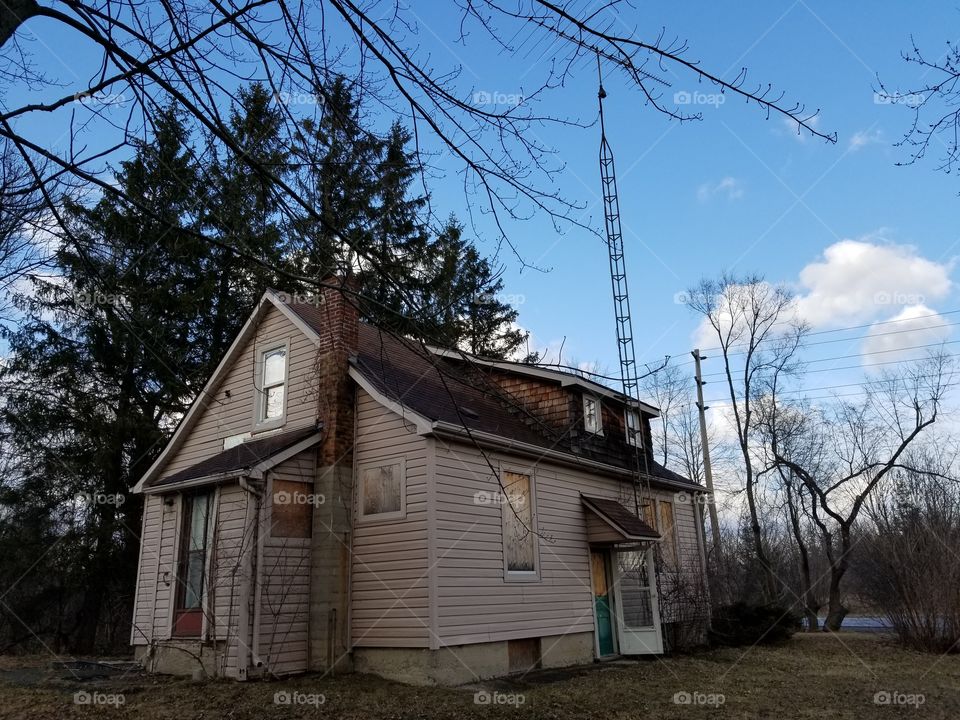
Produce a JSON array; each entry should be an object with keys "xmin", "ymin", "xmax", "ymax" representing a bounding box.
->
[{"xmin": 0, "ymin": 634, "xmax": 957, "ymax": 719}]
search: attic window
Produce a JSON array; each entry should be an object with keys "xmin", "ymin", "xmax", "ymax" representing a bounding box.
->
[
  {"xmin": 625, "ymin": 409, "xmax": 641, "ymax": 447},
  {"xmin": 257, "ymin": 345, "xmax": 287, "ymax": 424},
  {"xmin": 583, "ymin": 395, "xmax": 602, "ymax": 434}
]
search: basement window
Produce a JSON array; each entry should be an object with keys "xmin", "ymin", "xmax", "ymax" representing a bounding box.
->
[{"xmin": 583, "ymin": 395, "xmax": 602, "ymax": 434}]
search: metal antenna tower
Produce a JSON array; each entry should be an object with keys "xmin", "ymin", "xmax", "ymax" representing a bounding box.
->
[{"xmin": 596, "ymin": 57, "xmax": 652, "ymax": 511}]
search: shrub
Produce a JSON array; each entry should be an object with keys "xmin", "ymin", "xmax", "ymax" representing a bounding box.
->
[{"xmin": 709, "ymin": 602, "xmax": 800, "ymax": 647}]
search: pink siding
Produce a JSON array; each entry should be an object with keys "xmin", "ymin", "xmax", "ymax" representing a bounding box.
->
[
  {"xmin": 349, "ymin": 389, "xmax": 430, "ymax": 648},
  {"xmin": 432, "ymin": 439, "xmax": 704, "ymax": 646}
]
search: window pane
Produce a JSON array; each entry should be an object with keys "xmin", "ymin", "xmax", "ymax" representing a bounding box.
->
[
  {"xmin": 584, "ymin": 398, "xmax": 599, "ymax": 432},
  {"xmin": 183, "ymin": 550, "xmax": 205, "ymax": 608},
  {"xmin": 263, "ymin": 348, "xmax": 286, "ymax": 386},
  {"xmin": 189, "ymin": 494, "xmax": 209, "ymax": 551},
  {"xmin": 362, "ymin": 463, "xmax": 402, "ymax": 516},
  {"xmin": 626, "ymin": 410, "xmax": 639, "ymax": 445},
  {"xmin": 265, "ymin": 385, "xmax": 285, "ymax": 419},
  {"xmin": 504, "ymin": 471, "xmax": 535, "ymax": 572},
  {"xmin": 617, "ymin": 550, "xmax": 654, "ymax": 628}
]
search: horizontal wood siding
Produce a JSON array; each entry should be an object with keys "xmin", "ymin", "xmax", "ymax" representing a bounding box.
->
[
  {"xmin": 131, "ymin": 493, "xmax": 164, "ymax": 645},
  {"xmin": 209, "ymin": 484, "xmax": 249, "ymax": 675},
  {"xmin": 151, "ymin": 496, "xmax": 179, "ymax": 638},
  {"xmin": 257, "ymin": 454, "xmax": 314, "ymax": 675},
  {"xmin": 162, "ymin": 305, "xmax": 319, "ymax": 478},
  {"xmin": 350, "ymin": 390, "xmax": 430, "ymax": 648},
  {"xmin": 433, "ymin": 439, "xmax": 705, "ymax": 646}
]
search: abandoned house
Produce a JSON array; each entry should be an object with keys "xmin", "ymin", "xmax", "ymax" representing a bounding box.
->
[{"xmin": 129, "ymin": 284, "xmax": 711, "ymax": 685}]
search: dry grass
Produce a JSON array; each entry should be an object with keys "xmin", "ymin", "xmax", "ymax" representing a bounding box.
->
[{"xmin": 0, "ymin": 633, "xmax": 958, "ymax": 719}]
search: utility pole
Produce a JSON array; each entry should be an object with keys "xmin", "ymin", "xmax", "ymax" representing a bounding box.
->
[{"xmin": 692, "ymin": 348, "xmax": 722, "ymax": 553}]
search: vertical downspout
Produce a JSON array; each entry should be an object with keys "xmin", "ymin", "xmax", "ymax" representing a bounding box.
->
[{"xmin": 237, "ymin": 476, "xmax": 262, "ymax": 680}]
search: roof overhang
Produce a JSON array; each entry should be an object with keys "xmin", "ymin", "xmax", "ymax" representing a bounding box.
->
[{"xmin": 581, "ymin": 494, "xmax": 660, "ymax": 545}]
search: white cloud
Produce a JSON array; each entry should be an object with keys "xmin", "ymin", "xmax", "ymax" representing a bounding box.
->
[
  {"xmin": 848, "ymin": 128, "xmax": 883, "ymax": 152},
  {"xmin": 860, "ymin": 305, "xmax": 951, "ymax": 369},
  {"xmin": 794, "ymin": 238, "xmax": 952, "ymax": 328},
  {"xmin": 697, "ymin": 176, "xmax": 744, "ymax": 202}
]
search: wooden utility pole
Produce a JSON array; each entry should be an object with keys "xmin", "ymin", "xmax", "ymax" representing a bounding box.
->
[{"xmin": 692, "ymin": 349, "xmax": 722, "ymax": 553}]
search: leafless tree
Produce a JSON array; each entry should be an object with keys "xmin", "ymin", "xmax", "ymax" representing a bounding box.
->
[
  {"xmin": 763, "ymin": 352, "xmax": 953, "ymax": 631},
  {"xmin": 878, "ymin": 34, "xmax": 960, "ymax": 179},
  {"xmin": 685, "ymin": 274, "xmax": 807, "ymax": 602},
  {"xmin": 1, "ymin": 0, "xmax": 835, "ymax": 296}
]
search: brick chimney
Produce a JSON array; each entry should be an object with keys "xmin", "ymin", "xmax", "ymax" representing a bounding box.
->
[{"xmin": 310, "ymin": 275, "xmax": 360, "ymax": 674}]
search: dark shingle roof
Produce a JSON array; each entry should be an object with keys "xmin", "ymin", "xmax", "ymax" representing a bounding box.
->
[
  {"xmin": 581, "ymin": 495, "xmax": 660, "ymax": 540},
  {"xmin": 351, "ymin": 323, "xmax": 704, "ymax": 492},
  {"xmin": 150, "ymin": 425, "xmax": 320, "ymax": 489}
]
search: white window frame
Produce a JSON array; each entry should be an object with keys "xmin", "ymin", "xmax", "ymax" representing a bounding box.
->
[
  {"xmin": 253, "ymin": 341, "xmax": 289, "ymax": 430},
  {"xmin": 625, "ymin": 408, "xmax": 641, "ymax": 447},
  {"xmin": 357, "ymin": 457, "xmax": 407, "ymax": 522},
  {"xmin": 500, "ymin": 464, "xmax": 541, "ymax": 582},
  {"xmin": 583, "ymin": 395, "xmax": 603, "ymax": 435}
]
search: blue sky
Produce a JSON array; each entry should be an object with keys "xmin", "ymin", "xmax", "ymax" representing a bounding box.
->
[{"xmin": 11, "ymin": 1, "xmax": 960, "ymax": 403}]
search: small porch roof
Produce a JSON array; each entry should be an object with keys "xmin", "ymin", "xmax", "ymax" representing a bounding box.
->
[
  {"xmin": 581, "ymin": 494, "xmax": 660, "ymax": 545},
  {"xmin": 144, "ymin": 424, "xmax": 322, "ymax": 492}
]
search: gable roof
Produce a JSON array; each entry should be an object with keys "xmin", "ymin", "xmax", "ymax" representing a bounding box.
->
[{"xmin": 131, "ymin": 290, "xmax": 321, "ymax": 493}]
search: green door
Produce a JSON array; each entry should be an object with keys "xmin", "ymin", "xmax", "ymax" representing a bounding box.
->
[{"xmin": 591, "ymin": 551, "xmax": 615, "ymax": 656}]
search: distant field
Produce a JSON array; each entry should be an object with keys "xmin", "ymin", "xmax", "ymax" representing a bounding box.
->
[{"xmin": 0, "ymin": 633, "xmax": 957, "ymax": 719}]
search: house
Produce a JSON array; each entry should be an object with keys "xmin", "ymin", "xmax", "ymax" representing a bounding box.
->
[{"xmin": 129, "ymin": 283, "xmax": 710, "ymax": 685}]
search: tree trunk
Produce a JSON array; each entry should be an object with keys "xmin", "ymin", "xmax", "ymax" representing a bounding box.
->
[
  {"xmin": 823, "ymin": 527, "xmax": 852, "ymax": 632},
  {"xmin": 0, "ymin": 0, "xmax": 38, "ymax": 47}
]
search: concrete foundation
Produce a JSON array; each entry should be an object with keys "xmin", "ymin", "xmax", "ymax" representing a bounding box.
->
[
  {"xmin": 134, "ymin": 641, "xmax": 222, "ymax": 678},
  {"xmin": 353, "ymin": 632, "xmax": 596, "ymax": 686}
]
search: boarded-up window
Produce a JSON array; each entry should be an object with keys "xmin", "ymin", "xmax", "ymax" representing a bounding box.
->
[
  {"xmin": 641, "ymin": 500, "xmax": 656, "ymax": 530},
  {"xmin": 359, "ymin": 460, "xmax": 405, "ymax": 519},
  {"xmin": 271, "ymin": 480, "xmax": 313, "ymax": 538},
  {"xmin": 658, "ymin": 500, "xmax": 678, "ymax": 567},
  {"xmin": 503, "ymin": 471, "xmax": 536, "ymax": 573}
]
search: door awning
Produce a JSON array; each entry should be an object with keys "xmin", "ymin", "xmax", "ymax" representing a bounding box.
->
[{"xmin": 581, "ymin": 494, "xmax": 660, "ymax": 545}]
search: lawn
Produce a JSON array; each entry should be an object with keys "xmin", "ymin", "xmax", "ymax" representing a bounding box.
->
[{"xmin": 0, "ymin": 633, "xmax": 957, "ymax": 719}]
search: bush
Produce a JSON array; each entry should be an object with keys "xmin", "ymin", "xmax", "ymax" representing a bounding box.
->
[{"xmin": 709, "ymin": 602, "xmax": 800, "ymax": 647}]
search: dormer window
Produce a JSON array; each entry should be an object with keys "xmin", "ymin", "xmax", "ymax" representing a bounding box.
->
[
  {"xmin": 583, "ymin": 395, "xmax": 602, "ymax": 434},
  {"xmin": 625, "ymin": 409, "xmax": 641, "ymax": 447},
  {"xmin": 257, "ymin": 345, "xmax": 287, "ymax": 424}
]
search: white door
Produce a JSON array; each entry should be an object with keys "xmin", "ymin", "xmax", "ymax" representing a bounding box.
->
[{"xmin": 612, "ymin": 546, "xmax": 663, "ymax": 654}]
